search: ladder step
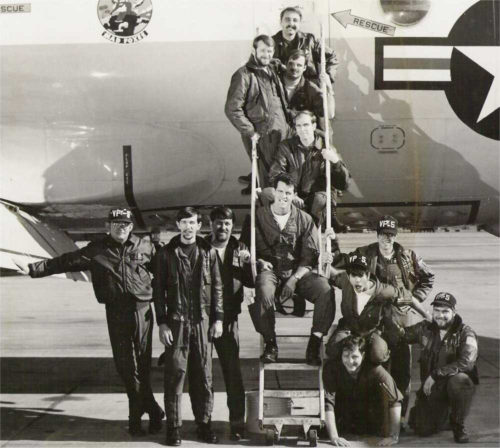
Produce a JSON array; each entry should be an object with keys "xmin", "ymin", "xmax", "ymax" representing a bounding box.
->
[
  {"xmin": 262, "ymin": 417, "xmax": 322, "ymax": 425},
  {"xmin": 263, "ymin": 362, "xmax": 321, "ymax": 370},
  {"xmin": 264, "ymin": 390, "xmax": 320, "ymax": 398}
]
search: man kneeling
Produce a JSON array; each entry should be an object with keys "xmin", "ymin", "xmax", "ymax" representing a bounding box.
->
[
  {"xmin": 323, "ymin": 335, "xmax": 402, "ymax": 446},
  {"xmin": 386, "ymin": 292, "xmax": 478, "ymax": 443}
]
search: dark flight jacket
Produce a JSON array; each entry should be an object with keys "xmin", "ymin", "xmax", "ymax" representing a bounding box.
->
[
  {"xmin": 272, "ymin": 30, "xmax": 339, "ymax": 82},
  {"xmin": 224, "ymin": 55, "xmax": 287, "ymax": 137},
  {"xmin": 153, "ymin": 235, "xmax": 223, "ymax": 325},
  {"xmin": 390, "ymin": 314, "xmax": 479, "ymax": 384},
  {"xmin": 29, "ymin": 234, "xmax": 154, "ymax": 305},
  {"xmin": 204, "ymin": 235, "xmax": 254, "ymax": 320},
  {"xmin": 356, "ymin": 242, "xmax": 435, "ymax": 302},
  {"xmin": 269, "ymin": 132, "xmax": 351, "ymax": 201}
]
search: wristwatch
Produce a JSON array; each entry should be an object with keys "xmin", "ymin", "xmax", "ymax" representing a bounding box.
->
[{"xmin": 293, "ymin": 273, "xmax": 301, "ymax": 281}]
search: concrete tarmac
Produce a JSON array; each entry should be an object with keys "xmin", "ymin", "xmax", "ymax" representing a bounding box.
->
[{"xmin": 1, "ymin": 232, "xmax": 499, "ymax": 447}]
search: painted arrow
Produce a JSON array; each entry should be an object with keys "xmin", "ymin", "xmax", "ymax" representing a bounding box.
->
[{"xmin": 332, "ymin": 10, "xmax": 396, "ymax": 36}]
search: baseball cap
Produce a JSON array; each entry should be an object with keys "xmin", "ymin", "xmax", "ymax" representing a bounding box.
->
[
  {"xmin": 108, "ymin": 208, "xmax": 133, "ymax": 223},
  {"xmin": 347, "ymin": 253, "xmax": 369, "ymax": 273},
  {"xmin": 431, "ymin": 292, "xmax": 457, "ymax": 309},
  {"xmin": 377, "ymin": 215, "xmax": 398, "ymax": 235}
]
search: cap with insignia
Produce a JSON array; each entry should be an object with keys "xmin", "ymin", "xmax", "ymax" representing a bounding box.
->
[
  {"xmin": 108, "ymin": 208, "xmax": 133, "ymax": 223},
  {"xmin": 431, "ymin": 292, "xmax": 457, "ymax": 309},
  {"xmin": 377, "ymin": 215, "xmax": 398, "ymax": 235},
  {"xmin": 347, "ymin": 253, "xmax": 369, "ymax": 273}
]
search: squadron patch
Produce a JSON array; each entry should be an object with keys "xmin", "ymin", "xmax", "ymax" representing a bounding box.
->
[{"xmin": 97, "ymin": 0, "xmax": 152, "ymax": 44}]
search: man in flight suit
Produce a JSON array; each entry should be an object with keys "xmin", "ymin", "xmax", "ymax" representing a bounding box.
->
[
  {"xmin": 153, "ymin": 207, "xmax": 223, "ymax": 446},
  {"xmin": 356, "ymin": 216, "xmax": 435, "ymax": 424},
  {"xmin": 225, "ymin": 34, "xmax": 291, "ymax": 194},
  {"xmin": 206, "ymin": 206, "xmax": 253, "ymax": 440},
  {"xmin": 24, "ymin": 208, "xmax": 164, "ymax": 437},
  {"xmin": 242, "ymin": 173, "xmax": 335, "ymax": 366}
]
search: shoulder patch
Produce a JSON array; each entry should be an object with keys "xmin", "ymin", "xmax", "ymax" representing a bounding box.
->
[{"xmin": 465, "ymin": 336, "xmax": 478, "ymax": 349}]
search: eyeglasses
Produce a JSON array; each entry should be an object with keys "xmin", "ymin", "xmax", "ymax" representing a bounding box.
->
[{"xmin": 111, "ymin": 221, "xmax": 131, "ymax": 228}]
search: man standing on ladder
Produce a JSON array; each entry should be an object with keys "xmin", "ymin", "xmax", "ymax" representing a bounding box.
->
[{"xmin": 225, "ymin": 35, "xmax": 291, "ymax": 195}]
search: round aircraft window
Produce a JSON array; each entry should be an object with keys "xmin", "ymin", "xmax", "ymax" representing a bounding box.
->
[{"xmin": 380, "ymin": 0, "xmax": 431, "ymax": 26}]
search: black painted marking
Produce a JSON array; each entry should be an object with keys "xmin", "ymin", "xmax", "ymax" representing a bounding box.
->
[
  {"xmin": 122, "ymin": 145, "xmax": 145, "ymax": 228},
  {"xmin": 142, "ymin": 199, "xmax": 481, "ymax": 224},
  {"xmin": 375, "ymin": 37, "xmax": 450, "ymax": 91}
]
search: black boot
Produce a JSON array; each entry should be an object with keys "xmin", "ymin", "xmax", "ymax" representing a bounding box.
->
[
  {"xmin": 128, "ymin": 418, "xmax": 146, "ymax": 437},
  {"xmin": 261, "ymin": 338, "xmax": 278, "ymax": 363},
  {"xmin": 453, "ymin": 424, "xmax": 470, "ymax": 443},
  {"xmin": 305, "ymin": 333, "xmax": 322, "ymax": 366},
  {"xmin": 166, "ymin": 426, "xmax": 182, "ymax": 446},
  {"xmin": 230, "ymin": 423, "xmax": 245, "ymax": 441},
  {"xmin": 197, "ymin": 422, "xmax": 218, "ymax": 443},
  {"xmin": 148, "ymin": 407, "xmax": 165, "ymax": 434}
]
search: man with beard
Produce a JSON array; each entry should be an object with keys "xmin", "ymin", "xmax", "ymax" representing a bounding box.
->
[
  {"xmin": 242, "ymin": 173, "xmax": 335, "ymax": 366},
  {"xmin": 356, "ymin": 216, "xmax": 435, "ymax": 425},
  {"xmin": 386, "ymin": 293, "xmax": 478, "ymax": 443},
  {"xmin": 265, "ymin": 110, "xmax": 351, "ymax": 232},
  {"xmin": 225, "ymin": 34, "xmax": 291, "ymax": 194},
  {"xmin": 279, "ymin": 50, "xmax": 335, "ymax": 127},
  {"xmin": 153, "ymin": 207, "xmax": 223, "ymax": 446},
  {"xmin": 273, "ymin": 6, "xmax": 339, "ymax": 85},
  {"xmin": 21, "ymin": 208, "xmax": 164, "ymax": 437},
  {"xmin": 205, "ymin": 207, "xmax": 253, "ymax": 440}
]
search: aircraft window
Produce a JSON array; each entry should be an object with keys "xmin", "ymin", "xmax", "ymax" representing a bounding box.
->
[{"xmin": 380, "ymin": 0, "xmax": 431, "ymax": 26}]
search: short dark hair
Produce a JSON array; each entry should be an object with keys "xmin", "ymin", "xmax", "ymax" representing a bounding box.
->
[
  {"xmin": 150, "ymin": 226, "xmax": 162, "ymax": 235},
  {"xmin": 341, "ymin": 335, "xmax": 366, "ymax": 355},
  {"xmin": 176, "ymin": 207, "xmax": 201, "ymax": 223},
  {"xmin": 253, "ymin": 34, "xmax": 275, "ymax": 49},
  {"xmin": 293, "ymin": 110, "xmax": 317, "ymax": 125},
  {"xmin": 287, "ymin": 49, "xmax": 307, "ymax": 63},
  {"xmin": 273, "ymin": 172, "xmax": 297, "ymax": 191},
  {"xmin": 210, "ymin": 206, "xmax": 235, "ymax": 222},
  {"xmin": 280, "ymin": 6, "xmax": 302, "ymax": 21}
]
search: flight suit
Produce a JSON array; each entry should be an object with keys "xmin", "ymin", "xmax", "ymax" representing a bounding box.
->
[
  {"xmin": 153, "ymin": 235, "xmax": 223, "ymax": 429},
  {"xmin": 242, "ymin": 204, "xmax": 334, "ymax": 339},
  {"xmin": 28, "ymin": 234, "xmax": 163, "ymax": 424},
  {"xmin": 205, "ymin": 235, "xmax": 253, "ymax": 428}
]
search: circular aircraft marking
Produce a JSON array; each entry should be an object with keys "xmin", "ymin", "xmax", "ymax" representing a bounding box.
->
[{"xmin": 445, "ymin": 0, "xmax": 499, "ymax": 140}]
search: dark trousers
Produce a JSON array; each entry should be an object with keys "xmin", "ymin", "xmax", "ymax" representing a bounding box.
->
[
  {"xmin": 411, "ymin": 373, "xmax": 475, "ymax": 435},
  {"xmin": 163, "ymin": 318, "xmax": 213, "ymax": 428},
  {"xmin": 242, "ymin": 129, "xmax": 289, "ymax": 188},
  {"xmin": 106, "ymin": 302, "xmax": 161, "ymax": 421},
  {"xmin": 387, "ymin": 306, "xmax": 419, "ymax": 417},
  {"xmin": 251, "ymin": 270, "xmax": 335, "ymax": 340},
  {"xmin": 387, "ymin": 340, "xmax": 412, "ymax": 417},
  {"xmin": 213, "ymin": 317, "xmax": 245, "ymax": 425}
]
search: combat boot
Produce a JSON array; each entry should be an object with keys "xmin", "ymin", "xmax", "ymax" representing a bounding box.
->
[
  {"xmin": 453, "ymin": 424, "xmax": 470, "ymax": 443},
  {"xmin": 128, "ymin": 418, "xmax": 146, "ymax": 437},
  {"xmin": 148, "ymin": 406, "xmax": 165, "ymax": 434},
  {"xmin": 261, "ymin": 338, "xmax": 278, "ymax": 363},
  {"xmin": 197, "ymin": 422, "xmax": 218, "ymax": 443},
  {"xmin": 166, "ymin": 426, "xmax": 182, "ymax": 446}
]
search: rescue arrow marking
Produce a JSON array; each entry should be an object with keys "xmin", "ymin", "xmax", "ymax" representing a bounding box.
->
[{"xmin": 332, "ymin": 10, "xmax": 395, "ymax": 36}]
